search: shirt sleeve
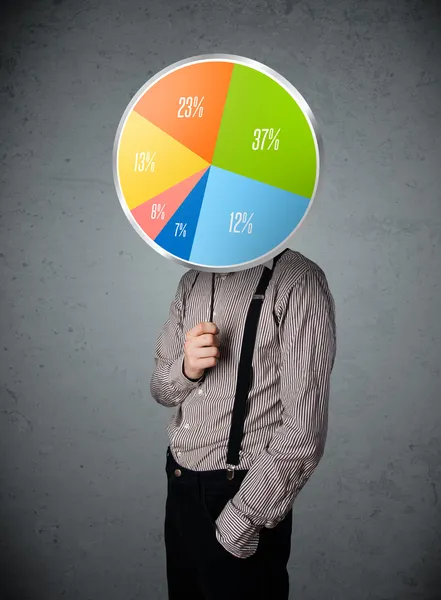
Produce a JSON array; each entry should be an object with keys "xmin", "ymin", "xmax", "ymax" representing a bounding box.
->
[
  {"xmin": 215, "ymin": 267, "xmax": 337, "ymax": 558},
  {"xmin": 150, "ymin": 272, "xmax": 203, "ymax": 408}
]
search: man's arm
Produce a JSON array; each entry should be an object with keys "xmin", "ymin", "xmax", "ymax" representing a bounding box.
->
[
  {"xmin": 150, "ymin": 273, "xmax": 203, "ymax": 408},
  {"xmin": 215, "ymin": 267, "xmax": 337, "ymax": 558}
]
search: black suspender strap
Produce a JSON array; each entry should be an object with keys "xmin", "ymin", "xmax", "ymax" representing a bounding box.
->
[
  {"xmin": 209, "ymin": 272, "xmax": 215, "ymax": 323},
  {"xmin": 225, "ymin": 250, "xmax": 288, "ymax": 479}
]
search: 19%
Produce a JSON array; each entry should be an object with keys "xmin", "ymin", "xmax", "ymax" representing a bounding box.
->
[{"xmin": 252, "ymin": 128, "xmax": 280, "ymax": 151}]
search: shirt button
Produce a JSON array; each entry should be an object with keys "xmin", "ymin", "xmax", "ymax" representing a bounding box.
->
[
  {"xmin": 184, "ymin": 423, "xmax": 190, "ymax": 429},
  {"xmin": 213, "ymin": 311, "xmax": 217, "ymax": 317},
  {"xmin": 198, "ymin": 389, "xmax": 203, "ymax": 395},
  {"xmin": 177, "ymin": 451, "xmax": 182, "ymax": 457}
]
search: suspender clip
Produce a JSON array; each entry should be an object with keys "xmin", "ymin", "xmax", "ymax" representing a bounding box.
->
[
  {"xmin": 226, "ymin": 465, "xmax": 235, "ymax": 480},
  {"xmin": 252, "ymin": 294, "xmax": 265, "ymax": 300}
]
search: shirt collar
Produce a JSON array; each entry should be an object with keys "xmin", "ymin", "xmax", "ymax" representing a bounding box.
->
[
  {"xmin": 216, "ymin": 258, "xmax": 274, "ymax": 276},
  {"xmin": 263, "ymin": 258, "xmax": 274, "ymax": 269}
]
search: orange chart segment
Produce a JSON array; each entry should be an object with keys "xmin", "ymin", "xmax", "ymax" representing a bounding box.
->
[
  {"xmin": 131, "ymin": 167, "xmax": 208, "ymax": 240},
  {"xmin": 117, "ymin": 111, "xmax": 209, "ymax": 211},
  {"xmin": 133, "ymin": 61, "xmax": 234, "ymax": 163}
]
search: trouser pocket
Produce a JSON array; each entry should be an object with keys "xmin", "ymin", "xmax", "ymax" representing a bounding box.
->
[{"xmin": 202, "ymin": 483, "xmax": 240, "ymax": 524}]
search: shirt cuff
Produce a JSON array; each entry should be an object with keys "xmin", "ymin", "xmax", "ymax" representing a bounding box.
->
[
  {"xmin": 215, "ymin": 499, "xmax": 261, "ymax": 559},
  {"xmin": 169, "ymin": 356, "xmax": 203, "ymax": 391}
]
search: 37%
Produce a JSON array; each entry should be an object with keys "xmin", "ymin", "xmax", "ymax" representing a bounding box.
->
[{"xmin": 252, "ymin": 128, "xmax": 280, "ymax": 151}]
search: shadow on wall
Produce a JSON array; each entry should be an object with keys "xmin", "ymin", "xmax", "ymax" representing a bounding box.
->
[
  {"xmin": 416, "ymin": 540, "xmax": 441, "ymax": 600},
  {"xmin": 0, "ymin": 526, "xmax": 50, "ymax": 600}
]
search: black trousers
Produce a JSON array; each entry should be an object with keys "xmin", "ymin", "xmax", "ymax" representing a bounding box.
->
[{"xmin": 164, "ymin": 448, "xmax": 292, "ymax": 600}]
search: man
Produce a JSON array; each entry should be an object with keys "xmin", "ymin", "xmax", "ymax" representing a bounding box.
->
[{"xmin": 150, "ymin": 248, "xmax": 336, "ymax": 600}]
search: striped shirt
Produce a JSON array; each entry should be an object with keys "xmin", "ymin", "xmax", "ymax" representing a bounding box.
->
[{"xmin": 150, "ymin": 249, "xmax": 337, "ymax": 558}]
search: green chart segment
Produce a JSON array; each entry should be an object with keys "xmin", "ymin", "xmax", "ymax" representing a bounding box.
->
[
  {"xmin": 212, "ymin": 64, "xmax": 316, "ymax": 198},
  {"xmin": 114, "ymin": 55, "xmax": 321, "ymax": 270}
]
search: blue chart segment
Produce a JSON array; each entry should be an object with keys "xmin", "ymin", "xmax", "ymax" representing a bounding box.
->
[
  {"xmin": 188, "ymin": 166, "xmax": 310, "ymax": 266},
  {"xmin": 154, "ymin": 168, "xmax": 210, "ymax": 260}
]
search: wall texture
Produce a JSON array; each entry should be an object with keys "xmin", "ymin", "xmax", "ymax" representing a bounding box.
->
[{"xmin": 1, "ymin": 1, "xmax": 440, "ymax": 598}]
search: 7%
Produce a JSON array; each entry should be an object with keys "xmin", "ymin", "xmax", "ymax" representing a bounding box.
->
[{"xmin": 174, "ymin": 223, "xmax": 187, "ymax": 237}]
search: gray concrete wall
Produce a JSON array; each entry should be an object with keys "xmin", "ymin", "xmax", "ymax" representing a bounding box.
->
[{"xmin": 1, "ymin": 0, "xmax": 440, "ymax": 598}]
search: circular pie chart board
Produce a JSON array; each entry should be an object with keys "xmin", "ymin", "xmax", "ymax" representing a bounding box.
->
[{"xmin": 113, "ymin": 54, "xmax": 322, "ymax": 272}]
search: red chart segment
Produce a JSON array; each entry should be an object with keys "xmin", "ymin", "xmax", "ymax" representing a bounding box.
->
[
  {"xmin": 131, "ymin": 167, "xmax": 208, "ymax": 240},
  {"xmin": 154, "ymin": 168, "xmax": 211, "ymax": 260}
]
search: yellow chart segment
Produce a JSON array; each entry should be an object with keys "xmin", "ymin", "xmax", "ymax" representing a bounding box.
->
[{"xmin": 117, "ymin": 111, "xmax": 210, "ymax": 211}]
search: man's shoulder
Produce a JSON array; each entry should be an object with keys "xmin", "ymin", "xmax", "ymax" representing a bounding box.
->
[
  {"xmin": 177, "ymin": 268, "xmax": 200, "ymax": 294},
  {"xmin": 277, "ymin": 249, "xmax": 328, "ymax": 283},
  {"xmin": 274, "ymin": 250, "xmax": 334, "ymax": 315}
]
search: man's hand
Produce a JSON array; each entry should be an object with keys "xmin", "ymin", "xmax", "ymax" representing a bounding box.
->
[{"xmin": 183, "ymin": 322, "xmax": 220, "ymax": 380}]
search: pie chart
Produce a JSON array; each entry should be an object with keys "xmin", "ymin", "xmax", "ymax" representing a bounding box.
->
[{"xmin": 113, "ymin": 54, "xmax": 322, "ymax": 272}]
